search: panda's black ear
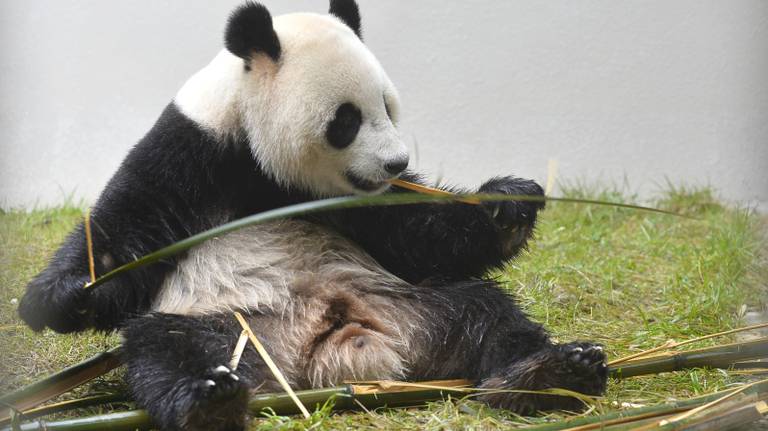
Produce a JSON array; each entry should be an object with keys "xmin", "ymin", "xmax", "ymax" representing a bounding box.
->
[
  {"xmin": 329, "ymin": 0, "xmax": 362, "ymax": 40},
  {"xmin": 225, "ymin": 1, "xmax": 281, "ymax": 63}
]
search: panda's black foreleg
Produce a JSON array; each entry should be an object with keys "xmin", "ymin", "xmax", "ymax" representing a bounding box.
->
[
  {"xmin": 410, "ymin": 281, "xmax": 608, "ymax": 414},
  {"xmin": 315, "ymin": 172, "xmax": 545, "ymax": 284},
  {"xmin": 18, "ymin": 216, "xmax": 177, "ymax": 333},
  {"xmin": 121, "ymin": 313, "xmax": 269, "ymax": 431}
]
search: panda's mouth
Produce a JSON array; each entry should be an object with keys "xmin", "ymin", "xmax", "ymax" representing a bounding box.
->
[{"xmin": 345, "ymin": 172, "xmax": 387, "ymax": 193}]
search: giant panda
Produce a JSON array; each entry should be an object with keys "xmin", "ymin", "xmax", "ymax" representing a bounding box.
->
[{"xmin": 18, "ymin": 1, "xmax": 608, "ymax": 430}]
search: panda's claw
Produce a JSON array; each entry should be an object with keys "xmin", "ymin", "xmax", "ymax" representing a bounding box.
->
[
  {"xmin": 196, "ymin": 365, "xmax": 244, "ymax": 402},
  {"xmin": 213, "ymin": 365, "xmax": 231, "ymax": 375}
]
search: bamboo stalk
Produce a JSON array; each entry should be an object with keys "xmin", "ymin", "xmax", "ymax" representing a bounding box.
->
[
  {"xmin": 521, "ymin": 380, "xmax": 768, "ymax": 431},
  {"xmin": 609, "ymin": 338, "xmax": 768, "ymax": 378},
  {"xmin": 3, "ymin": 394, "xmax": 126, "ymax": 425},
  {"xmin": 627, "ymin": 390, "xmax": 768, "ymax": 431},
  {"xmin": 2, "ymin": 410, "xmax": 152, "ymax": 431},
  {"xmin": 679, "ymin": 401, "xmax": 768, "ymax": 431},
  {"xmin": 0, "ymin": 383, "xmax": 472, "ymax": 431},
  {"xmin": 610, "ymin": 322, "xmax": 768, "ymax": 365},
  {"xmin": 657, "ymin": 378, "xmax": 765, "ymax": 427},
  {"xmin": 0, "ymin": 348, "xmax": 121, "ymax": 424}
]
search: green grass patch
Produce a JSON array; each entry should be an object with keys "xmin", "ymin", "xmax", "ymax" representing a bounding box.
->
[{"xmin": 0, "ymin": 187, "xmax": 765, "ymax": 429}]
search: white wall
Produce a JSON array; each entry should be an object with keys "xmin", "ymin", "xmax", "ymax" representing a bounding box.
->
[{"xmin": 1, "ymin": 1, "xmax": 766, "ymax": 210}]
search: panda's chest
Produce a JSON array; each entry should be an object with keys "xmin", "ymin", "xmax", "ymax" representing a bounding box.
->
[{"xmin": 151, "ymin": 220, "xmax": 387, "ymax": 315}]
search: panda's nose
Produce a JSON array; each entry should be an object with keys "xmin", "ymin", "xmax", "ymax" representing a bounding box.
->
[{"xmin": 384, "ymin": 156, "xmax": 409, "ymax": 175}]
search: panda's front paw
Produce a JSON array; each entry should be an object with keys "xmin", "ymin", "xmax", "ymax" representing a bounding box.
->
[
  {"xmin": 18, "ymin": 274, "xmax": 92, "ymax": 333},
  {"xmin": 479, "ymin": 176, "xmax": 545, "ymax": 228},
  {"xmin": 478, "ymin": 176, "xmax": 544, "ymax": 257}
]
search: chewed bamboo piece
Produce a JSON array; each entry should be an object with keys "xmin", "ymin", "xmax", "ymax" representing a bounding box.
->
[
  {"xmin": 229, "ymin": 330, "xmax": 250, "ymax": 370},
  {"xmin": 233, "ymin": 312, "xmax": 310, "ymax": 419}
]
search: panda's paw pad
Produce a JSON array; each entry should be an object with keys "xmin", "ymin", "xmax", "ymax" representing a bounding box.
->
[{"xmin": 196, "ymin": 365, "xmax": 243, "ymax": 402}]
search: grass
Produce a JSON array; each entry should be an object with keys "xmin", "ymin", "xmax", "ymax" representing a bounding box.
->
[{"xmin": 0, "ymin": 186, "xmax": 765, "ymax": 429}]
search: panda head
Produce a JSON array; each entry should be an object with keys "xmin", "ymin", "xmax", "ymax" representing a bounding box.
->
[{"xmin": 176, "ymin": 0, "xmax": 408, "ymax": 197}]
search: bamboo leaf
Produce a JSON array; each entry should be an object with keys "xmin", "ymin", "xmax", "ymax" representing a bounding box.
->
[{"xmin": 85, "ymin": 193, "xmax": 687, "ymax": 290}]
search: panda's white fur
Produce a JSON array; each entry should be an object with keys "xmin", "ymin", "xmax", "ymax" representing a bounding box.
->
[
  {"xmin": 176, "ymin": 13, "xmax": 406, "ymax": 198},
  {"xmin": 154, "ymin": 220, "xmax": 424, "ymax": 387},
  {"xmin": 152, "ymin": 220, "xmax": 398, "ymax": 316}
]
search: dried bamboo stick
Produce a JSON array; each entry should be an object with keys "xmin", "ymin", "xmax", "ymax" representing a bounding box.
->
[
  {"xmin": 83, "ymin": 209, "xmax": 96, "ymax": 285},
  {"xmin": 233, "ymin": 312, "xmax": 310, "ymax": 418}
]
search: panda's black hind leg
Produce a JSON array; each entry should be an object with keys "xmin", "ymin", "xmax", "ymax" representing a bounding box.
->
[
  {"xmin": 408, "ymin": 280, "xmax": 607, "ymax": 414},
  {"xmin": 477, "ymin": 342, "xmax": 608, "ymax": 414},
  {"xmin": 122, "ymin": 313, "xmax": 263, "ymax": 431}
]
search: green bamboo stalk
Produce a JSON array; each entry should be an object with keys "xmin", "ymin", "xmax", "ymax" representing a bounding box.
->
[
  {"xmin": 677, "ymin": 401, "xmax": 767, "ymax": 431},
  {"xmin": 3, "ymin": 394, "xmax": 127, "ymax": 426},
  {"xmin": 84, "ymin": 193, "xmax": 686, "ymax": 290},
  {"xmin": 609, "ymin": 338, "xmax": 768, "ymax": 378},
  {"xmin": 601, "ymin": 395, "xmax": 763, "ymax": 431},
  {"xmin": 0, "ymin": 348, "xmax": 121, "ymax": 424},
  {"xmin": 1, "ymin": 384, "xmax": 471, "ymax": 431},
  {"xmin": 3, "ymin": 410, "xmax": 152, "ymax": 431},
  {"xmin": 520, "ymin": 380, "xmax": 768, "ymax": 431}
]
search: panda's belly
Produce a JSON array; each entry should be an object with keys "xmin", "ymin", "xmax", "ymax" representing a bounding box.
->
[{"xmin": 152, "ymin": 219, "xmax": 402, "ymax": 316}]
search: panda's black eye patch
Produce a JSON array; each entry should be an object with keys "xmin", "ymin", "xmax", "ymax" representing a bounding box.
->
[{"xmin": 326, "ymin": 103, "xmax": 362, "ymax": 150}]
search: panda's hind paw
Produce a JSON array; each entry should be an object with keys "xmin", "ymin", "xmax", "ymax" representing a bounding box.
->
[
  {"xmin": 556, "ymin": 342, "xmax": 609, "ymax": 394},
  {"xmin": 195, "ymin": 365, "xmax": 244, "ymax": 403},
  {"xmin": 176, "ymin": 365, "xmax": 249, "ymax": 431}
]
